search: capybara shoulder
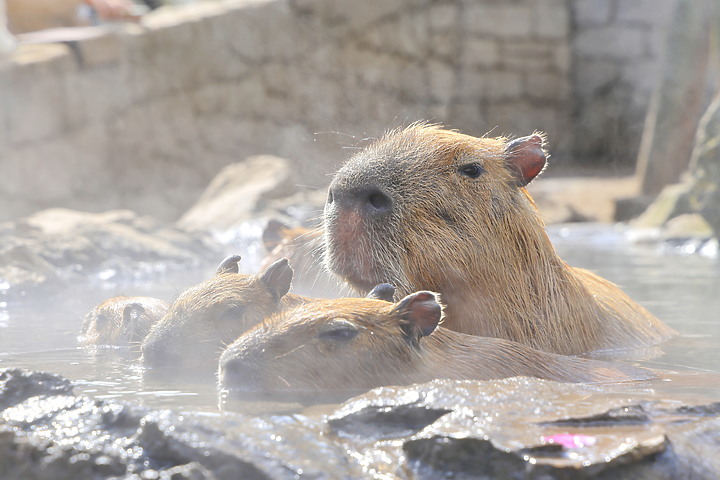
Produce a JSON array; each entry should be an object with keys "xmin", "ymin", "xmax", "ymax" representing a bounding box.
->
[
  {"xmin": 80, "ymin": 296, "xmax": 168, "ymax": 346},
  {"xmin": 323, "ymin": 124, "xmax": 676, "ymax": 355},
  {"xmin": 219, "ymin": 291, "xmax": 654, "ymax": 393},
  {"xmin": 140, "ymin": 255, "xmax": 307, "ymax": 372}
]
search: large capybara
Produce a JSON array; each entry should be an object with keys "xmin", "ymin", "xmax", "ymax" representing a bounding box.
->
[
  {"xmin": 140, "ymin": 255, "xmax": 307, "ymax": 372},
  {"xmin": 218, "ymin": 289, "xmax": 654, "ymax": 393},
  {"xmin": 79, "ymin": 296, "xmax": 168, "ymax": 347},
  {"xmin": 323, "ymin": 124, "xmax": 676, "ymax": 355}
]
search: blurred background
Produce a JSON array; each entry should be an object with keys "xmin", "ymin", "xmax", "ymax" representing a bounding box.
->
[{"xmin": 1, "ymin": 0, "xmax": 717, "ymax": 235}]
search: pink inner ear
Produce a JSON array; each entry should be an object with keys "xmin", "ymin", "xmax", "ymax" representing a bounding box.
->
[
  {"xmin": 506, "ymin": 134, "xmax": 547, "ymax": 187},
  {"xmin": 400, "ymin": 292, "xmax": 442, "ymax": 337}
]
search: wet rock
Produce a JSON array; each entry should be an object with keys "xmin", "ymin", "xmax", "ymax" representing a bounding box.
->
[
  {"xmin": 178, "ymin": 156, "xmax": 302, "ymax": 234},
  {"xmin": 687, "ymin": 93, "xmax": 720, "ymax": 238},
  {"xmin": 328, "ymin": 403, "xmax": 452, "ymax": 439},
  {"xmin": 0, "ymin": 368, "xmax": 359, "ymax": 480},
  {"xmin": 176, "ymin": 156, "xmax": 328, "ymax": 270},
  {"xmin": 0, "ymin": 369, "xmax": 73, "ymax": 411},
  {"xmin": 2, "ymin": 370, "xmax": 720, "ymax": 479},
  {"xmin": 663, "ymin": 417, "xmax": 720, "ymax": 479},
  {"xmin": 329, "ymin": 378, "xmax": 720, "ymax": 479},
  {"xmin": 540, "ymin": 404, "xmax": 651, "ymax": 427},
  {"xmin": 661, "ymin": 213, "xmax": 714, "ymax": 241},
  {"xmin": 0, "ymin": 208, "xmax": 220, "ymax": 299},
  {"xmin": 634, "ymin": 92, "xmax": 720, "ymax": 248},
  {"xmin": 632, "ymin": 183, "xmax": 693, "ymax": 229}
]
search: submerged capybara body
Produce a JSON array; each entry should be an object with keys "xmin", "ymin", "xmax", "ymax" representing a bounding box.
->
[
  {"xmin": 219, "ymin": 292, "xmax": 654, "ymax": 393},
  {"xmin": 323, "ymin": 124, "xmax": 676, "ymax": 355},
  {"xmin": 80, "ymin": 296, "xmax": 168, "ymax": 346},
  {"xmin": 140, "ymin": 255, "xmax": 307, "ymax": 372}
]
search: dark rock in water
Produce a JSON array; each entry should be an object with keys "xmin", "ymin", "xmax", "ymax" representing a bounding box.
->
[
  {"xmin": 0, "ymin": 369, "xmax": 73, "ymax": 410},
  {"xmin": 328, "ymin": 402, "xmax": 452, "ymax": 440},
  {"xmin": 0, "ymin": 209, "xmax": 221, "ymax": 299},
  {"xmin": 539, "ymin": 404, "xmax": 651, "ymax": 427},
  {"xmin": 0, "ymin": 368, "xmax": 358, "ymax": 479},
  {"xmin": 664, "ymin": 417, "xmax": 720, "ymax": 478},
  {"xmin": 329, "ymin": 378, "xmax": 720, "ymax": 479},
  {"xmin": 2, "ymin": 370, "xmax": 720, "ymax": 479}
]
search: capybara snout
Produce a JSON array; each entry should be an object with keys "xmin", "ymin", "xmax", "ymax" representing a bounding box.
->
[{"xmin": 326, "ymin": 184, "xmax": 393, "ymax": 219}]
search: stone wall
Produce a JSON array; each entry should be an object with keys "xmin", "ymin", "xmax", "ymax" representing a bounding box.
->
[
  {"xmin": 0, "ymin": 0, "xmax": 672, "ymax": 222},
  {"xmin": 570, "ymin": 0, "xmax": 677, "ymax": 166}
]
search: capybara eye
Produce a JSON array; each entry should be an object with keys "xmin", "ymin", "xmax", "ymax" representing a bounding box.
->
[
  {"xmin": 457, "ymin": 163, "xmax": 485, "ymax": 179},
  {"xmin": 218, "ymin": 305, "xmax": 246, "ymax": 322},
  {"xmin": 317, "ymin": 319, "xmax": 359, "ymax": 342}
]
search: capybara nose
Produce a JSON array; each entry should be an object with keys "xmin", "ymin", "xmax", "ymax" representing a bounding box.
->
[{"xmin": 327, "ymin": 185, "xmax": 392, "ymax": 217}]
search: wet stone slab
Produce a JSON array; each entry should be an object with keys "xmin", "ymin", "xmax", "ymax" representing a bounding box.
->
[
  {"xmin": 0, "ymin": 209, "xmax": 221, "ymax": 300},
  {"xmin": 1, "ymin": 369, "xmax": 720, "ymax": 479}
]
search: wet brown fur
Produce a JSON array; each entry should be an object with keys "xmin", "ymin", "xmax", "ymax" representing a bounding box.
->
[
  {"xmin": 219, "ymin": 296, "xmax": 654, "ymax": 392},
  {"xmin": 261, "ymin": 223, "xmax": 348, "ymax": 299},
  {"xmin": 323, "ymin": 124, "xmax": 676, "ymax": 355},
  {"xmin": 80, "ymin": 296, "xmax": 168, "ymax": 346},
  {"xmin": 140, "ymin": 261, "xmax": 308, "ymax": 371}
]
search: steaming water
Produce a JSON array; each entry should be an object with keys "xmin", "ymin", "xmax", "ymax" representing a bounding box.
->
[{"xmin": 1, "ymin": 223, "xmax": 719, "ymax": 414}]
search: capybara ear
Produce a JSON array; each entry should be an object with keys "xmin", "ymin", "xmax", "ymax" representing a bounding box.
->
[
  {"xmin": 505, "ymin": 134, "xmax": 547, "ymax": 187},
  {"xmin": 259, "ymin": 258, "xmax": 293, "ymax": 299},
  {"xmin": 366, "ymin": 283, "xmax": 396, "ymax": 302},
  {"xmin": 122, "ymin": 303, "xmax": 145, "ymax": 325},
  {"xmin": 394, "ymin": 291, "xmax": 443, "ymax": 340},
  {"xmin": 216, "ymin": 254, "xmax": 242, "ymax": 275},
  {"xmin": 262, "ymin": 219, "xmax": 289, "ymax": 253}
]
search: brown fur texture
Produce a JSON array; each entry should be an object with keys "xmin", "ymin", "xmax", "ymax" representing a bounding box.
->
[
  {"xmin": 260, "ymin": 221, "xmax": 348, "ymax": 299},
  {"xmin": 140, "ymin": 256, "xmax": 307, "ymax": 372},
  {"xmin": 80, "ymin": 296, "xmax": 168, "ymax": 346},
  {"xmin": 219, "ymin": 293, "xmax": 654, "ymax": 393},
  {"xmin": 323, "ymin": 124, "xmax": 676, "ymax": 355}
]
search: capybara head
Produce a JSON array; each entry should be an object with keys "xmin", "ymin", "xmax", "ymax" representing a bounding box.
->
[
  {"xmin": 80, "ymin": 296, "xmax": 168, "ymax": 346},
  {"xmin": 323, "ymin": 123, "xmax": 547, "ymax": 295},
  {"xmin": 140, "ymin": 255, "xmax": 295, "ymax": 372},
  {"xmin": 218, "ymin": 290, "xmax": 445, "ymax": 393},
  {"xmin": 219, "ymin": 287, "xmax": 656, "ymax": 393}
]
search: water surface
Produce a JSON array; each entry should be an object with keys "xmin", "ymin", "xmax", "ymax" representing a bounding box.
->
[{"xmin": 1, "ymin": 223, "xmax": 719, "ymax": 413}]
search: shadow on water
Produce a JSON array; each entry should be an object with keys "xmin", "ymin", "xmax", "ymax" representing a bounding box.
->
[{"xmin": 1, "ymin": 223, "xmax": 720, "ymax": 415}]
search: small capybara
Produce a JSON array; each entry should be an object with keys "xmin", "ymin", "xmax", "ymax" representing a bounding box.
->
[
  {"xmin": 140, "ymin": 255, "xmax": 307, "ymax": 372},
  {"xmin": 218, "ymin": 289, "xmax": 654, "ymax": 393},
  {"xmin": 323, "ymin": 124, "xmax": 676, "ymax": 355},
  {"xmin": 261, "ymin": 220, "xmax": 349, "ymax": 298},
  {"xmin": 79, "ymin": 296, "xmax": 168, "ymax": 346}
]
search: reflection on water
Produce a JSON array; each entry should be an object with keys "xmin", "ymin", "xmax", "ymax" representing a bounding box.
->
[
  {"xmin": 548, "ymin": 224, "xmax": 720, "ymax": 380},
  {"xmin": 1, "ymin": 223, "xmax": 719, "ymax": 413}
]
